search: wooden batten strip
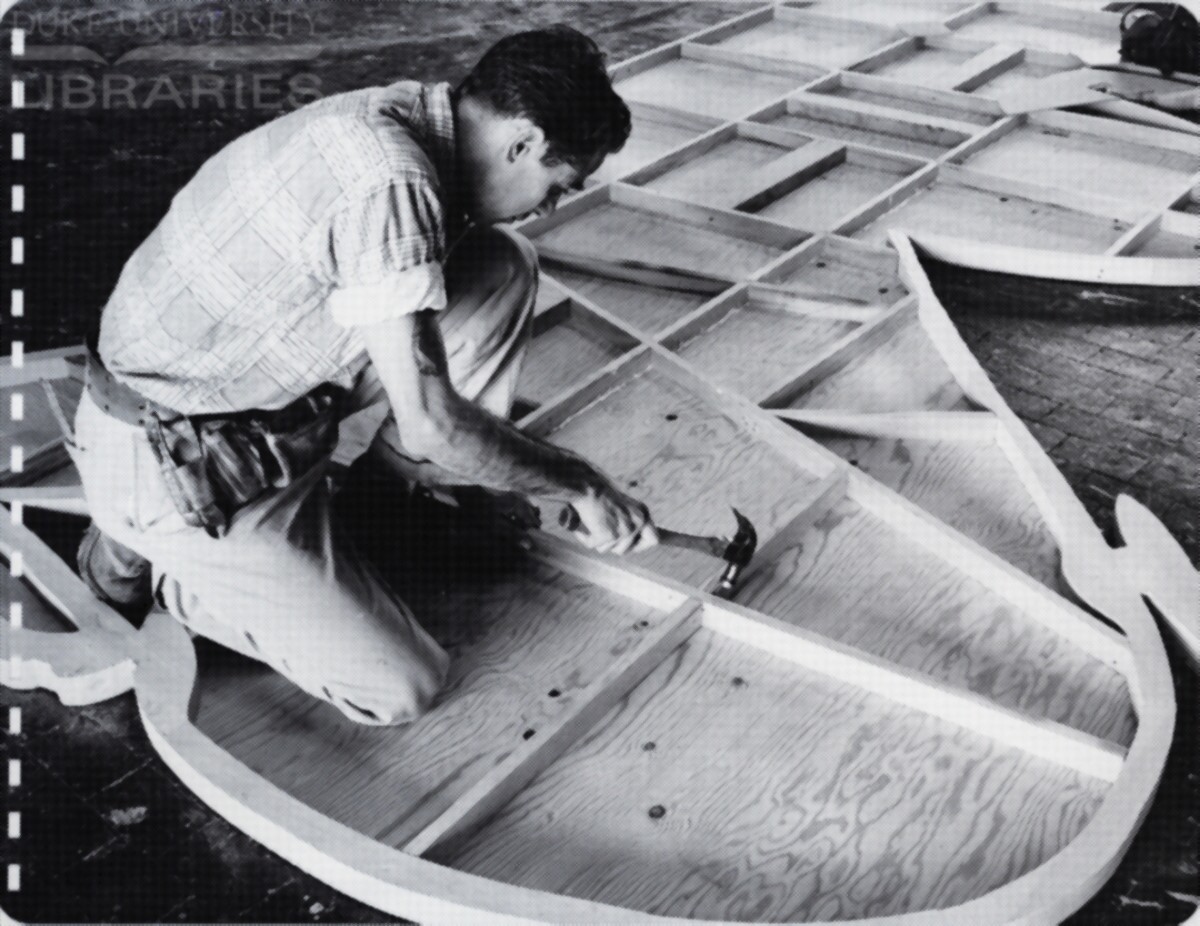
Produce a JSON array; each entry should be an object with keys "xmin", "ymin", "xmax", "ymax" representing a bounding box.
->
[
  {"xmin": 783, "ymin": 93, "xmax": 975, "ymax": 147},
  {"xmin": 802, "ymin": 88, "xmax": 980, "ymax": 137},
  {"xmin": 746, "ymin": 284, "xmax": 890, "ymax": 322},
  {"xmin": 942, "ymin": 2, "xmax": 992, "ymax": 30},
  {"xmin": 610, "ymin": 183, "xmax": 809, "ymax": 249},
  {"xmin": 1107, "ymin": 174, "xmax": 1200, "ymax": 257},
  {"xmin": 701, "ymin": 601, "xmax": 1126, "ymax": 782},
  {"xmin": 0, "ymin": 484, "xmax": 89, "ymax": 516},
  {"xmin": 679, "ymin": 42, "xmax": 828, "ymax": 81},
  {"xmin": 400, "ymin": 601, "xmax": 704, "ymax": 858},
  {"xmin": 774, "ymin": 408, "xmax": 1001, "ymax": 442},
  {"xmin": 946, "ymin": 44, "xmax": 1025, "ymax": 92},
  {"xmin": 732, "ymin": 139, "xmax": 847, "ymax": 213},
  {"xmin": 829, "ymin": 160, "xmax": 940, "ymax": 236},
  {"xmin": 755, "ymin": 298, "xmax": 914, "ymax": 407},
  {"xmin": 520, "ymin": 348, "xmax": 652, "ymax": 436},
  {"xmin": 536, "ymin": 244, "xmax": 735, "ymax": 296}
]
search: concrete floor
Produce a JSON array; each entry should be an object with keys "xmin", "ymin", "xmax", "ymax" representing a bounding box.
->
[{"xmin": 2, "ymin": 1, "xmax": 1198, "ymax": 922}]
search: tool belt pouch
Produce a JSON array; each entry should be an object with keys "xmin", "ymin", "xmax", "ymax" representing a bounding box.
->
[
  {"xmin": 141, "ymin": 387, "xmax": 341, "ymax": 539},
  {"xmin": 142, "ymin": 412, "xmax": 230, "ymax": 538}
]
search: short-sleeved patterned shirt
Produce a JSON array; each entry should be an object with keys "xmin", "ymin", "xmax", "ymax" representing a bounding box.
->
[{"xmin": 98, "ymin": 81, "xmax": 461, "ymax": 415}]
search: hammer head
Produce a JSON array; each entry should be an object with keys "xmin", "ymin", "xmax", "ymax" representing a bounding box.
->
[{"xmin": 713, "ymin": 508, "xmax": 758, "ymax": 599}]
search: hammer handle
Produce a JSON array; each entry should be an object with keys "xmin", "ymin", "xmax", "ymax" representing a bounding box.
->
[{"xmin": 559, "ymin": 505, "xmax": 724, "ymax": 557}]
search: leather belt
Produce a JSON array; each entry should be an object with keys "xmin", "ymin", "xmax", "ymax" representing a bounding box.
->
[{"xmin": 84, "ymin": 350, "xmax": 178, "ymax": 427}]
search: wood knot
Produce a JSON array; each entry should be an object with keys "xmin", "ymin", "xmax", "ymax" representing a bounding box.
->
[{"xmin": 648, "ymin": 804, "xmax": 666, "ymax": 819}]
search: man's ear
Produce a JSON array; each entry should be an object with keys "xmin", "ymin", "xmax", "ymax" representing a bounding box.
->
[{"xmin": 507, "ymin": 121, "xmax": 546, "ymax": 163}]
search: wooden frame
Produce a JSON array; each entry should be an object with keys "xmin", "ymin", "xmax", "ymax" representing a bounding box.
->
[{"xmin": 5, "ymin": 0, "xmax": 1192, "ymax": 922}]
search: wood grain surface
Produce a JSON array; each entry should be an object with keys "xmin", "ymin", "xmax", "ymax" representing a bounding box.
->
[
  {"xmin": 516, "ymin": 313, "xmax": 632, "ymax": 409},
  {"xmin": 544, "ymin": 366, "xmax": 823, "ymax": 590},
  {"xmin": 859, "ymin": 44, "xmax": 975, "ymax": 87},
  {"xmin": 440, "ymin": 628, "xmax": 1108, "ymax": 921},
  {"xmin": 544, "ymin": 269, "xmax": 712, "ymax": 337},
  {"xmin": 782, "ymin": 313, "xmax": 970, "ymax": 412},
  {"xmin": 735, "ymin": 497, "xmax": 1136, "ymax": 745},
  {"xmin": 809, "ymin": 0, "xmax": 972, "ymax": 28},
  {"xmin": 1, "ymin": 567, "xmax": 76, "ymax": 633},
  {"xmin": 765, "ymin": 108, "xmax": 952, "ymax": 159},
  {"xmin": 755, "ymin": 154, "xmax": 920, "ymax": 231},
  {"xmin": 192, "ymin": 557, "xmax": 666, "ymax": 848},
  {"xmin": 535, "ymin": 202, "xmax": 790, "ymax": 282},
  {"xmin": 849, "ymin": 179, "xmax": 1127, "ymax": 252},
  {"xmin": 642, "ymin": 136, "xmax": 803, "ymax": 209},
  {"xmin": 711, "ymin": 16, "xmax": 894, "ymax": 70},
  {"xmin": 670, "ymin": 302, "xmax": 858, "ymax": 400},
  {"xmin": 809, "ymin": 433, "xmax": 1067, "ymax": 592},
  {"xmin": 821, "ymin": 84, "xmax": 996, "ymax": 124},
  {"xmin": 969, "ymin": 58, "xmax": 1075, "ymax": 99},
  {"xmin": 615, "ymin": 58, "xmax": 811, "ymax": 121},
  {"xmin": 961, "ymin": 126, "xmax": 1200, "ymax": 203},
  {"xmin": 765, "ymin": 236, "xmax": 907, "ymax": 305},
  {"xmin": 590, "ymin": 110, "xmax": 714, "ymax": 186},
  {"xmin": 949, "ymin": 10, "xmax": 1116, "ymax": 63}
]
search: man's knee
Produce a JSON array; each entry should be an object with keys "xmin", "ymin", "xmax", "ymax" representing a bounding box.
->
[
  {"xmin": 77, "ymin": 522, "xmax": 155, "ymax": 614},
  {"xmin": 331, "ymin": 650, "xmax": 448, "ymax": 727}
]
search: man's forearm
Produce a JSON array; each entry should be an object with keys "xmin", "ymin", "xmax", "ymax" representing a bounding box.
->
[{"xmin": 418, "ymin": 394, "xmax": 598, "ymax": 501}]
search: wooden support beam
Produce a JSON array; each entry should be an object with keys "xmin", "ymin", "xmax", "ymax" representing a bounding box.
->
[
  {"xmin": 756, "ymin": 299, "xmax": 914, "ymax": 408},
  {"xmin": 679, "ymin": 41, "xmax": 827, "ymax": 81},
  {"xmin": 732, "ymin": 139, "xmax": 847, "ymax": 213},
  {"xmin": 701, "ymin": 600, "xmax": 1126, "ymax": 782},
  {"xmin": 945, "ymin": 44, "xmax": 1025, "ymax": 92},
  {"xmin": 535, "ymin": 244, "xmax": 735, "ymax": 296},
  {"xmin": 400, "ymin": 601, "xmax": 704, "ymax": 858},
  {"xmin": 773, "ymin": 408, "xmax": 1000, "ymax": 442},
  {"xmin": 0, "ymin": 483, "xmax": 88, "ymax": 516}
]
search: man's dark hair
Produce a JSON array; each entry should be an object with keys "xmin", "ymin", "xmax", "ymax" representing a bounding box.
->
[{"xmin": 455, "ymin": 26, "xmax": 631, "ymax": 177}]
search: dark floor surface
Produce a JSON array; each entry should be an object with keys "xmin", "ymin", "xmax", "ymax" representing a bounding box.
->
[{"xmin": 2, "ymin": 1, "xmax": 1198, "ymax": 922}]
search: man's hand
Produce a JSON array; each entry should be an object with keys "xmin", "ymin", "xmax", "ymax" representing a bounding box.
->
[
  {"xmin": 563, "ymin": 479, "xmax": 659, "ymax": 555},
  {"xmin": 359, "ymin": 311, "xmax": 661, "ymax": 552}
]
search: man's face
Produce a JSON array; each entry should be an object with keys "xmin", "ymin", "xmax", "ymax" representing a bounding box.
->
[{"xmin": 470, "ymin": 128, "xmax": 584, "ymax": 225}]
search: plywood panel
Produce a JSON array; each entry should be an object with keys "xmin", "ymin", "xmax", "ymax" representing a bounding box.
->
[
  {"xmin": 441, "ymin": 629, "xmax": 1108, "ymax": 921},
  {"xmin": 811, "ymin": 434, "xmax": 1065, "ymax": 591},
  {"xmin": 535, "ymin": 202, "xmax": 790, "ymax": 281},
  {"xmin": 670, "ymin": 304, "xmax": 858, "ymax": 399},
  {"xmin": 712, "ymin": 16, "xmax": 894, "ymax": 69},
  {"xmin": 950, "ymin": 10, "xmax": 1117, "ymax": 62},
  {"xmin": 961, "ymin": 125, "xmax": 1200, "ymax": 203},
  {"xmin": 1, "ymin": 568, "xmax": 76, "ymax": 633},
  {"xmin": 545, "ymin": 366, "xmax": 823, "ymax": 589},
  {"xmin": 765, "ymin": 108, "xmax": 952, "ymax": 159},
  {"xmin": 193, "ymin": 557, "xmax": 666, "ymax": 848},
  {"xmin": 517, "ymin": 310, "xmax": 631, "ymax": 408},
  {"xmin": 968, "ymin": 58, "xmax": 1076, "ymax": 98},
  {"xmin": 1129, "ymin": 226, "xmax": 1200, "ymax": 259},
  {"xmin": 754, "ymin": 152, "xmax": 919, "ymax": 230},
  {"xmin": 850, "ymin": 180, "xmax": 1127, "ymax": 252},
  {"xmin": 822, "ymin": 84, "xmax": 996, "ymax": 124},
  {"xmin": 591, "ymin": 110, "xmax": 715, "ymax": 185},
  {"xmin": 0, "ymin": 374, "xmax": 82, "ymax": 482},
  {"xmin": 615, "ymin": 59, "xmax": 811, "ymax": 121},
  {"xmin": 545, "ymin": 269, "xmax": 712, "ymax": 337},
  {"xmin": 736, "ymin": 499, "xmax": 1136, "ymax": 744},
  {"xmin": 808, "ymin": 0, "xmax": 973, "ymax": 27},
  {"xmin": 783, "ymin": 314, "xmax": 970, "ymax": 412},
  {"xmin": 642, "ymin": 137, "xmax": 802, "ymax": 208},
  {"xmin": 766, "ymin": 237, "xmax": 907, "ymax": 305},
  {"xmin": 859, "ymin": 44, "xmax": 975, "ymax": 86}
]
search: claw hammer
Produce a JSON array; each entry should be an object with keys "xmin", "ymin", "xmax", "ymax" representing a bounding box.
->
[{"xmin": 559, "ymin": 505, "xmax": 758, "ymax": 599}]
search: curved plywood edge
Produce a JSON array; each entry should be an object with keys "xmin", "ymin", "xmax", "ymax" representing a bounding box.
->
[
  {"xmin": 0, "ymin": 481, "xmax": 89, "ymax": 516},
  {"xmin": 0, "ymin": 515, "xmax": 138, "ymax": 704},
  {"xmin": 1114, "ymin": 494, "xmax": 1200, "ymax": 666},
  {"xmin": 904, "ymin": 229, "xmax": 1200, "ymax": 286},
  {"xmin": 887, "ymin": 229, "xmax": 1176, "ymax": 925}
]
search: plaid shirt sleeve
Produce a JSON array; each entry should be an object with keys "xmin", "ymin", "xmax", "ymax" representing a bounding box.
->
[{"xmin": 326, "ymin": 173, "xmax": 448, "ymax": 327}]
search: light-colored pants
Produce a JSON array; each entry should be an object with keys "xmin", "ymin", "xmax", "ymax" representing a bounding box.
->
[{"xmin": 74, "ymin": 227, "xmax": 537, "ymax": 726}]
